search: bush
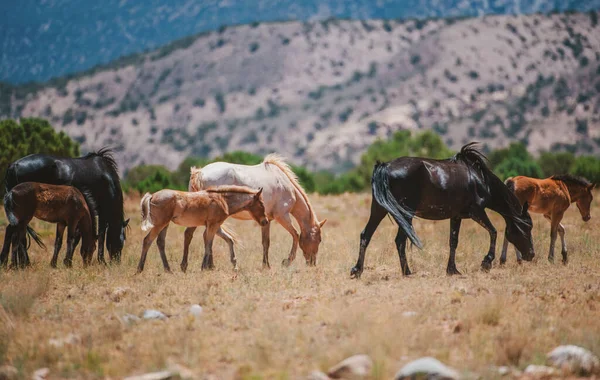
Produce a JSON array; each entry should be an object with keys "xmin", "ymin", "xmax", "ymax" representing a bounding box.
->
[
  {"xmin": 537, "ymin": 152, "xmax": 575, "ymax": 177},
  {"xmin": 123, "ymin": 165, "xmax": 180, "ymax": 194},
  {"xmin": 494, "ymin": 157, "xmax": 543, "ymax": 180},
  {"xmin": 0, "ymin": 118, "xmax": 80, "ymax": 194},
  {"xmin": 572, "ymin": 156, "xmax": 600, "ymax": 184}
]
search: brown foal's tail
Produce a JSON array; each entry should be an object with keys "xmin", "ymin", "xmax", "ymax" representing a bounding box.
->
[
  {"xmin": 219, "ymin": 224, "xmax": 241, "ymax": 248},
  {"xmin": 140, "ymin": 193, "xmax": 154, "ymax": 232}
]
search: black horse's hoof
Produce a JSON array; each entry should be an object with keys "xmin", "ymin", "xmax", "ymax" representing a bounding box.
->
[
  {"xmin": 446, "ymin": 267, "xmax": 462, "ymax": 276},
  {"xmin": 480, "ymin": 261, "xmax": 492, "ymax": 272},
  {"xmin": 350, "ymin": 267, "xmax": 362, "ymax": 279}
]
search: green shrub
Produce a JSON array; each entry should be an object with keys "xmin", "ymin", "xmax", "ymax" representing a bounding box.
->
[
  {"xmin": 537, "ymin": 152, "xmax": 575, "ymax": 177},
  {"xmin": 572, "ymin": 156, "xmax": 600, "ymax": 184}
]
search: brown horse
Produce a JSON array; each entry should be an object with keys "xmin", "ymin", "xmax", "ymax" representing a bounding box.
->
[
  {"xmin": 500, "ymin": 174, "xmax": 594, "ymax": 265},
  {"xmin": 137, "ymin": 186, "xmax": 269, "ymax": 273},
  {"xmin": 2, "ymin": 182, "xmax": 97, "ymax": 269}
]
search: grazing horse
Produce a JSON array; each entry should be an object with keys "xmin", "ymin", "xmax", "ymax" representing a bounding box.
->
[
  {"xmin": 500, "ymin": 174, "xmax": 594, "ymax": 265},
  {"xmin": 351, "ymin": 143, "xmax": 535, "ymax": 278},
  {"xmin": 137, "ymin": 186, "xmax": 269, "ymax": 273},
  {"xmin": 1, "ymin": 148, "xmax": 129, "ymax": 267},
  {"xmin": 2, "ymin": 182, "xmax": 97, "ymax": 269},
  {"xmin": 189, "ymin": 154, "xmax": 326, "ymax": 268}
]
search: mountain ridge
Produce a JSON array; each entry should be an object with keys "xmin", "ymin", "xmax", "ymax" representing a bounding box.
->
[{"xmin": 2, "ymin": 11, "xmax": 599, "ymax": 174}]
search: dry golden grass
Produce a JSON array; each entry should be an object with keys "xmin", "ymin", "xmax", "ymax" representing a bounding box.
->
[{"xmin": 1, "ymin": 192, "xmax": 599, "ymax": 379}]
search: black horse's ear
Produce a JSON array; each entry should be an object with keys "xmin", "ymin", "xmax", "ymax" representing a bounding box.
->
[
  {"xmin": 124, "ymin": 218, "xmax": 130, "ymax": 227},
  {"xmin": 522, "ymin": 202, "xmax": 529, "ymax": 214}
]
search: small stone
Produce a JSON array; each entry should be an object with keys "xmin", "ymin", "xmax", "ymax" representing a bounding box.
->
[
  {"xmin": 32, "ymin": 368, "xmax": 50, "ymax": 380},
  {"xmin": 452, "ymin": 321, "xmax": 463, "ymax": 334},
  {"xmin": 123, "ymin": 370, "xmax": 176, "ymax": 380},
  {"xmin": 110, "ymin": 287, "xmax": 131, "ymax": 302},
  {"xmin": 524, "ymin": 364, "xmax": 559, "ymax": 377},
  {"xmin": 189, "ymin": 304, "xmax": 203, "ymax": 317},
  {"xmin": 121, "ymin": 313, "xmax": 141, "ymax": 325},
  {"xmin": 328, "ymin": 354, "xmax": 373, "ymax": 379},
  {"xmin": 496, "ymin": 366, "xmax": 510, "ymax": 376},
  {"xmin": 306, "ymin": 370, "xmax": 330, "ymax": 380},
  {"xmin": 394, "ymin": 357, "xmax": 460, "ymax": 380},
  {"xmin": 48, "ymin": 333, "xmax": 81, "ymax": 348},
  {"xmin": 402, "ymin": 311, "xmax": 418, "ymax": 318},
  {"xmin": 143, "ymin": 309, "xmax": 167, "ymax": 320},
  {"xmin": 547, "ymin": 345, "xmax": 600, "ymax": 376},
  {"xmin": 0, "ymin": 365, "xmax": 18, "ymax": 380}
]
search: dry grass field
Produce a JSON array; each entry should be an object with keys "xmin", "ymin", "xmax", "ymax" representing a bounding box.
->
[{"xmin": 1, "ymin": 192, "xmax": 599, "ymax": 379}]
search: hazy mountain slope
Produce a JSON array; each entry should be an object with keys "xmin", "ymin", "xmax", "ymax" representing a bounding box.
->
[
  {"xmin": 2, "ymin": 0, "xmax": 600, "ymax": 83},
  {"xmin": 3, "ymin": 12, "xmax": 600, "ymax": 173}
]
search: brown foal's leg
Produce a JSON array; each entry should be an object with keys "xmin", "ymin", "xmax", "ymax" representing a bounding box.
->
[
  {"xmin": 63, "ymin": 225, "xmax": 77, "ymax": 268},
  {"xmin": 50, "ymin": 223, "xmax": 66, "ymax": 268},
  {"xmin": 201, "ymin": 224, "xmax": 219, "ymax": 270},
  {"xmin": 545, "ymin": 214, "xmax": 567, "ymax": 264},
  {"xmin": 156, "ymin": 226, "xmax": 171, "ymax": 273},
  {"xmin": 136, "ymin": 227, "xmax": 161, "ymax": 273},
  {"xmin": 278, "ymin": 213, "xmax": 300, "ymax": 267},
  {"xmin": 260, "ymin": 223, "xmax": 271, "ymax": 269},
  {"xmin": 181, "ymin": 227, "xmax": 197, "ymax": 273}
]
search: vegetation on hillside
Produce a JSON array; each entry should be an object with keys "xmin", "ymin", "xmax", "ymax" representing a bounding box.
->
[{"xmin": 0, "ymin": 118, "xmax": 80, "ymax": 194}]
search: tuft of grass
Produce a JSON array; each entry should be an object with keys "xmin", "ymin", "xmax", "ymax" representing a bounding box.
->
[{"xmin": 0, "ymin": 273, "xmax": 49, "ymax": 317}]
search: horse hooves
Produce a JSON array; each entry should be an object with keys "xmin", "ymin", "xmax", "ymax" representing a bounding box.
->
[
  {"xmin": 480, "ymin": 261, "xmax": 492, "ymax": 272},
  {"xmin": 446, "ymin": 268, "xmax": 461, "ymax": 276},
  {"xmin": 180, "ymin": 265, "xmax": 188, "ymax": 273},
  {"xmin": 262, "ymin": 263, "xmax": 270, "ymax": 270},
  {"xmin": 548, "ymin": 257, "xmax": 555, "ymax": 264},
  {"xmin": 350, "ymin": 267, "xmax": 362, "ymax": 279},
  {"xmin": 403, "ymin": 269, "xmax": 412, "ymax": 276},
  {"xmin": 281, "ymin": 259, "xmax": 291, "ymax": 267}
]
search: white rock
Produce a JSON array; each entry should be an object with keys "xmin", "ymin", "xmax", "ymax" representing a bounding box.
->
[
  {"xmin": 32, "ymin": 368, "xmax": 50, "ymax": 380},
  {"xmin": 547, "ymin": 345, "xmax": 600, "ymax": 375},
  {"xmin": 496, "ymin": 366, "xmax": 511, "ymax": 376},
  {"xmin": 123, "ymin": 370, "xmax": 176, "ymax": 380},
  {"xmin": 524, "ymin": 364, "xmax": 559, "ymax": 377},
  {"xmin": 110, "ymin": 287, "xmax": 131, "ymax": 302},
  {"xmin": 0, "ymin": 365, "xmax": 18, "ymax": 380},
  {"xmin": 402, "ymin": 311, "xmax": 418, "ymax": 318},
  {"xmin": 306, "ymin": 370, "xmax": 330, "ymax": 380},
  {"xmin": 189, "ymin": 304, "xmax": 203, "ymax": 317},
  {"xmin": 121, "ymin": 313, "xmax": 141, "ymax": 325},
  {"xmin": 394, "ymin": 357, "xmax": 460, "ymax": 380},
  {"xmin": 327, "ymin": 354, "xmax": 372, "ymax": 379},
  {"xmin": 48, "ymin": 333, "xmax": 81, "ymax": 348},
  {"xmin": 143, "ymin": 309, "xmax": 167, "ymax": 320}
]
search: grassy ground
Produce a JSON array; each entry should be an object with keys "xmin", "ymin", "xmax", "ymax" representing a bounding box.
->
[{"xmin": 0, "ymin": 192, "xmax": 599, "ymax": 379}]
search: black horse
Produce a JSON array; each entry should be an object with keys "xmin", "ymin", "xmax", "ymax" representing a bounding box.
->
[
  {"xmin": 0, "ymin": 148, "xmax": 129, "ymax": 267},
  {"xmin": 351, "ymin": 143, "xmax": 535, "ymax": 278}
]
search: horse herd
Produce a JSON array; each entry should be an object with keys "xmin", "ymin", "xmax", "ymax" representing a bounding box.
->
[{"xmin": 0, "ymin": 143, "xmax": 594, "ymax": 278}]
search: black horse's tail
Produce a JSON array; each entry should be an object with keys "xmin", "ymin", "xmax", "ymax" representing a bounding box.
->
[
  {"xmin": 3, "ymin": 191, "xmax": 46, "ymax": 249},
  {"xmin": 371, "ymin": 162, "xmax": 423, "ymax": 249}
]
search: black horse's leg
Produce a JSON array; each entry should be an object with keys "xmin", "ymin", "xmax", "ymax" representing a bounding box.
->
[
  {"xmin": 97, "ymin": 222, "xmax": 107, "ymax": 265},
  {"xmin": 156, "ymin": 226, "xmax": 171, "ymax": 273},
  {"xmin": 447, "ymin": 217, "xmax": 462, "ymax": 275},
  {"xmin": 351, "ymin": 201, "xmax": 387, "ymax": 278},
  {"xmin": 0, "ymin": 225, "xmax": 13, "ymax": 267},
  {"xmin": 10, "ymin": 227, "xmax": 24, "ymax": 270},
  {"xmin": 471, "ymin": 209, "xmax": 497, "ymax": 271},
  {"xmin": 63, "ymin": 225, "xmax": 77, "ymax": 268},
  {"xmin": 50, "ymin": 223, "xmax": 66, "ymax": 268},
  {"xmin": 394, "ymin": 226, "xmax": 411, "ymax": 276}
]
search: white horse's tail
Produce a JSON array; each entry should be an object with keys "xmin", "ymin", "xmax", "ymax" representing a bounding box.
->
[
  {"xmin": 140, "ymin": 193, "xmax": 154, "ymax": 232},
  {"xmin": 189, "ymin": 166, "xmax": 203, "ymax": 191},
  {"xmin": 220, "ymin": 223, "xmax": 242, "ymax": 248}
]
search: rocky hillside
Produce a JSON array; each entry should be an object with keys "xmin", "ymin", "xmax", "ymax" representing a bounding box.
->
[{"xmin": 2, "ymin": 11, "xmax": 600, "ymax": 173}]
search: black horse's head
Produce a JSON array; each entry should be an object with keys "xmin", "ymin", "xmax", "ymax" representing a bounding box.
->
[
  {"xmin": 107, "ymin": 218, "xmax": 129, "ymax": 262},
  {"xmin": 505, "ymin": 202, "xmax": 535, "ymax": 261}
]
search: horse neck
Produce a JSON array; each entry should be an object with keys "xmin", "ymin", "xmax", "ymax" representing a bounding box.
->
[
  {"xmin": 221, "ymin": 192, "xmax": 254, "ymax": 214},
  {"xmin": 486, "ymin": 178, "xmax": 522, "ymax": 223},
  {"xmin": 561, "ymin": 181, "xmax": 584, "ymax": 203},
  {"xmin": 290, "ymin": 188, "xmax": 318, "ymax": 233}
]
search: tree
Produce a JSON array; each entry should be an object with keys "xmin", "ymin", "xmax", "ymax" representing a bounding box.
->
[
  {"xmin": 494, "ymin": 157, "xmax": 543, "ymax": 181},
  {"xmin": 122, "ymin": 164, "xmax": 179, "ymax": 193},
  {"xmin": 0, "ymin": 118, "xmax": 79, "ymax": 194},
  {"xmin": 537, "ymin": 151, "xmax": 575, "ymax": 177},
  {"xmin": 488, "ymin": 142, "xmax": 530, "ymax": 169},
  {"xmin": 571, "ymin": 156, "xmax": 600, "ymax": 184}
]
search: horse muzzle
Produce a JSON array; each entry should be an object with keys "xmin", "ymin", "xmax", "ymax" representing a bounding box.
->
[{"xmin": 583, "ymin": 215, "xmax": 591, "ymax": 222}]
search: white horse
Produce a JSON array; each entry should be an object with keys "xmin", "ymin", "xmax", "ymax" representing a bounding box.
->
[{"xmin": 189, "ymin": 154, "xmax": 326, "ymax": 268}]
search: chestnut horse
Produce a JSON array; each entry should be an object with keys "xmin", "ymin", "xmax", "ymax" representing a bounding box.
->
[
  {"xmin": 500, "ymin": 174, "xmax": 594, "ymax": 265},
  {"xmin": 2, "ymin": 182, "xmax": 97, "ymax": 269},
  {"xmin": 137, "ymin": 186, "xmax": 268, "ymax": 273},
  {"xmin": 189, "ymin": 154, "xmax": 326, "ymax": 268}
]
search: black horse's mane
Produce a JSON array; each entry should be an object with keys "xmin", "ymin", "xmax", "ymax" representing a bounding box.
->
[
  {"xmin": 454, "ymin": 142, "xmax": 527, "ymax": 226},
  {"xmin": 83, "ymin": 147, "xmax": 119, "ymax": 177},
  {"xmin": 552, "ymin": 174, "xmax": 591, "ymax": 187}
]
